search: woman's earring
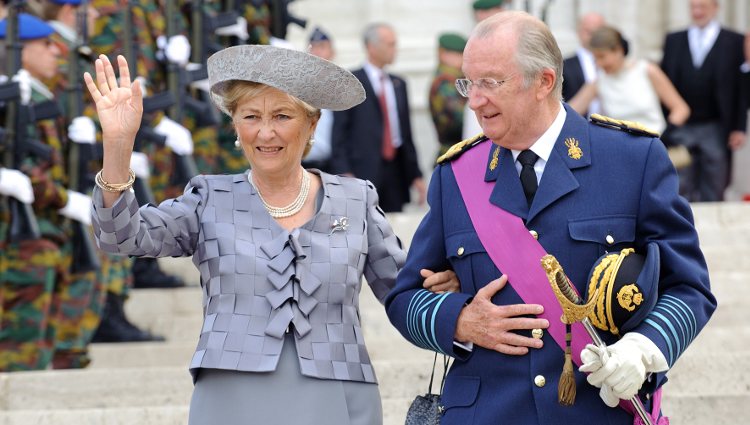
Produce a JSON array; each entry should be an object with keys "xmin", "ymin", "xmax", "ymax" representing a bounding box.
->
[
  {"xmin": 234, "ymin": 138, "xmax": 241, "ymax": 150},
  {"xmin": 308, "ymin": 138, "xmax": 315, "ymax": 147}
]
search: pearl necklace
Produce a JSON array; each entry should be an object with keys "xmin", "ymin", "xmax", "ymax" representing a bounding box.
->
[{"xmin": 248, "ymin": 169, "xmax": 311, "ymax": 218}]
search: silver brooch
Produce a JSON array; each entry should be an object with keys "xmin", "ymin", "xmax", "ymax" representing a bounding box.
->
[{"xmin": 330, "ymin": 216, "xmax": 349, "ymax": 234}]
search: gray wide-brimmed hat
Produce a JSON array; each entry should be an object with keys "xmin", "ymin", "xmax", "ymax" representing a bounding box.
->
[{"xmin": 207, "ymin": 44, "xmax": 365, "ymax": 115}]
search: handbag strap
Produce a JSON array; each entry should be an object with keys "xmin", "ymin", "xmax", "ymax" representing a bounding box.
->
[{"xmin": 427, "ymin": 352, "xmax": 452, "ymax": 395}]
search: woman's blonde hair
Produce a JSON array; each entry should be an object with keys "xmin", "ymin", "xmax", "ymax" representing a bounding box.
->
[{"xmin": 222, "ymin": 81, "xmax": 321, "ymax": 157}]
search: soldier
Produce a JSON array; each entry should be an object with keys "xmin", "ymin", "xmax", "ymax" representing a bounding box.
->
[
  {"xmin": 0, "ymin": 13, "xmax": 87, "ymax": 371},
  {"xmin": 26, "ymin": 0, "xmax": 116, "ymax": 367},
  {"xmin": 429, "ymin": 32, "xmax": 468, "ymax": 160},
  {"xmin": 86, "ymin": 0, "xmax": 180, "ymax": 339}
]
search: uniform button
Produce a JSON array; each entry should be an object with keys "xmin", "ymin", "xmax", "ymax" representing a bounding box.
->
[
  {"xmin": 534, "ymin": 375, "xmax": 546, "ymax": 387},
  {"xmin": 606, "ymin": 234, "xmax": 615, "ymax": 245},
  {"xmin": 457, "ymin": 247, "xmax": 465, "ymax": 256},
  {"xmin": 532, "ymin": 328, "xmax": 543, "ymax": 339},
  {"xmin": 529, "ymin": 230, "xmax": 539, "ymax": 240}
]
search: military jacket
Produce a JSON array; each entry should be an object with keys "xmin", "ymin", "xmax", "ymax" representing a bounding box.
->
[{"xmin": 385, "ymin": 105, "xmax": 715, "ymax": 424}]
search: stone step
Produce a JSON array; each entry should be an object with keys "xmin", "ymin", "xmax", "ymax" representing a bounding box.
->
[
  {"xmin": 2, "ymin": 392, "xmax": 745, "ymax": 425},
  {"xmin": 0, "ymin": 407, "xmax": 190, "ymax": 425},
  {"xmin": 86, "ymin": 322, "xmax": 750, "ymax": 371},
  {"xmin": 3, "ymin": 351, "xmax": 747, "ymax": 413}
]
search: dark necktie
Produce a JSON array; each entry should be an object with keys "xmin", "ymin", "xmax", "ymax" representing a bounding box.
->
[{"xmin": 518, "ymin": 150, "xmax": 539, "ymax": 206}]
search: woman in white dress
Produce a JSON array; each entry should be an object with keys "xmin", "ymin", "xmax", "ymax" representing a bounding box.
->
[{"xmin": 569, "ymin": 26, "xmax": 690, "ymax": 135}]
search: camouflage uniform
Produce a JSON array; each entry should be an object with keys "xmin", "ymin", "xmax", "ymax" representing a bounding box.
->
[
  {"xmin": 0, "ymin": 86, "xmax": 70, "ymax": 371},
  {"xmin": 43, "ymin": 28, "xmax": 107, "ymax": 368},
  {"xmin": 428, "ymin": 63, "xmax": 467, "ymax": 159},
  {"xmin": 90, "ymin": 0, "xmax": 179, "ymax": 203}
]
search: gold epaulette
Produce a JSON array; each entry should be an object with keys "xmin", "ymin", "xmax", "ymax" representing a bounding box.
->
[
  {"xmin": 436, "ymin": 133, "xmax": 487, "ymax": 165},
  {"xmin": 589, "ymin": 114, "xmax": 660, "ymax": 138}
]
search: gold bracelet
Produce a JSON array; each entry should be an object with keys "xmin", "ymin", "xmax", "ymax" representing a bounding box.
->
[{"xmin": 95, "ymin": 169, "xmax": 136, "ymax": 192}]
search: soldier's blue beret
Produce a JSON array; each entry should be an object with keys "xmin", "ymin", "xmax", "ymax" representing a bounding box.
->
[
  {"xmin": 472, "ymin": 0, "xmax": 506, "ymax": 10},
  {"xmin": 585, "ymin": 242, "xmax": 660, "ymax": 335},
  {"xmin": 0, "ymin": 13, "xmax": 55, "ymax": 40},
  {"xmin": 49, "ymin": 0, "xmax": 83, "ymax": 4},
  {"xmin": 308, "ymin": 27, "xmax": 330, "ymax": 44}
]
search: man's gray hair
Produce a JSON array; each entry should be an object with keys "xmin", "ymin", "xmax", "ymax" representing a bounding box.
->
[
  {"xmin": 363, "ymin": 23, "xmax": 393, "ymax": 47},
  {"xmin": 473, "ymin": 11, "xmax": 563, "ymax": 99}
]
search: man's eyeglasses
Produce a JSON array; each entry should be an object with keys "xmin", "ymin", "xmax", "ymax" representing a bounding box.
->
[{"xmin": 455, "ymin": 75, "xmax": 516, "ymax": 97}]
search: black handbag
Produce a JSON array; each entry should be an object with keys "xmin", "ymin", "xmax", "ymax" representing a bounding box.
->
[{"xmin": 404, "ymin": 353, "xmax": 450, "ymax": 425}]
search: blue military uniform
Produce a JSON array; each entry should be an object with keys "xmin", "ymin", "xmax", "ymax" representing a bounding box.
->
[{"xmin": 385, "ymin": 104, "xmax": 715, "ymax": 424}]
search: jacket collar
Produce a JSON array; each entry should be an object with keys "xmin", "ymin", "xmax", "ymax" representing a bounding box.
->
[{"xmin": 484, "ymin": 103, "xmax": 591, "ymax": 221}]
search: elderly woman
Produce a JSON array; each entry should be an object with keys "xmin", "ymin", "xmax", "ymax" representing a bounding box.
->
[{"xmin": 84, "ymin": 46, "xmax": 457, "ymax": 424}]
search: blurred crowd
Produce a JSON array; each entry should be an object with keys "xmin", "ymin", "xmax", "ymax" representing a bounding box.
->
[{"xmin": 0, "ymin": 0, "xmax": 747, "ymax": 372}]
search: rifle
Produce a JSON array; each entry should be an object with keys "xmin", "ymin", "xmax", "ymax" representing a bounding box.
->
[
  {"xmin": 64, "ymin": 0, "xmax": 100, "ymax": 273},
  {"xmin": 186, "ymin": 0, "xmax": 237, "ymax": 128},
  {"xmin": 269, "ymin": 0, "xmax": 306, "ymax": 40},
  {"xmin": 163, "ymin": 0, "xmax": 200, "ymax": 188},
  {"xmin": 1, "ymin": 0, "xmax": 48, "ymax": 242},
  {"xmin": 122, "ymin": 0, "xmax": 173, "ymax": 206}
]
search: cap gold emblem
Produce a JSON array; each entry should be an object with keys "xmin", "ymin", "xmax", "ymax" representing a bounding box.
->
[
  {"xmin": 565, "ymin": 138, "xmax": 583, "ymax": 160},
  {"xmin": 617, "ymin": 283, "xmax": 644, "ymax": 312},
  {"xmin": 489, "ymin": 145, "xmax": 500, "ymax": 171}
]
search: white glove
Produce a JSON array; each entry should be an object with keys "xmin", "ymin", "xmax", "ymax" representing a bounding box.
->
[
  {"xmin": 11, "ymin": 69, "xmax": 32, "ymax": 105},
  {"xmin": 130, "ymin": 152, "xmax": 151, "ymax": 179},
  {"xmin": 579, "ymin": 333, "xmax": 669, "ymax": 404},
  {"xmin": 154, "ymin": 116, "xmax": 194, "ymax": 155},
  {"xmin": 158, "ymin": 34, "xmax": 191, "ymax": 66},
  {"xmin": 68, "ymin": 116, "xmax": 97, "ymax": 144},
  {"xmin": 59, "ymin": 190, "xmax": 93, "ymax": 225},
  {"xmin": 215, "ymin": 16, "xmax": 249, "ymax": 41},
  {"xmin": 0, "ymin": 168, "xmax": 35, "ymax": 203}
]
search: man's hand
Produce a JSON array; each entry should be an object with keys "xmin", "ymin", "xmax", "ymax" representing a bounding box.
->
[
  {"xmin": 421, "ymin": 268, "xmax": 459, "ymax": 293},
  {"xmin": 455, "ymin": 275, "xmax": 548, "ymax": 355},
  {"xmin": 729, "ymin": 130, "xmax": 746, "ymax": 151},
  {"xmin": 412, "ymin": 177, "xmax": 426, "ymax": 205}
]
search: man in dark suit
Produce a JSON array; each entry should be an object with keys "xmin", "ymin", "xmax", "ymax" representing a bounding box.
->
[
  {"xmin": 561, "ymin": 12, "xmax": 605, "ymax": 114},
  {"xmin": 330, "ymin": 23, "xmax": 426, "ymax": 212},
  {"xmin": 661, "ymin": 0, "xmax": 746, "ymax": 202}
]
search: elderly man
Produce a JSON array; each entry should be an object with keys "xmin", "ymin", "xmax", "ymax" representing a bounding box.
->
[{"xmin": 386, "ymin": 11, "xmax": 714, "ymax": 425}]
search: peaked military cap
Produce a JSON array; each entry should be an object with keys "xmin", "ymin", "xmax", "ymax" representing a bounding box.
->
[
  {"xmin": 473, "ymin": 0, "xmax": 506, "ymax": 10},
  {"xmin": 208, "ymin": 44, "xmax": 365, "ymax": 115},
  {"xmin": 0, "ymin": 13, "xmax": 54, "ymax": 40},
  {"xmin": 438, "ymin": 32, "xmax": 467, "ymax": 52},
  {"xmin": 309, "ymin": 27, "xmax": 330, "ymax": 44},
  {"xmin": 585, "ymin": 243, "xmax": 660, "ymax": 336}
]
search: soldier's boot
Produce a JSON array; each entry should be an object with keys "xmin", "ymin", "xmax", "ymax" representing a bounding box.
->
[
  {"xmin": 132, "ymin": 257, "xmax": 185, "ymax": 288},
  {"xmin": 52, "ymin": 349, "xmax": 91, "ymax": 369},
  {"xmin": 92, "ymin": 292, "xmax": 165, "ymax": 342}
]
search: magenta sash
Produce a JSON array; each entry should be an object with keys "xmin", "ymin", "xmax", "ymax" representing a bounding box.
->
[{"xmin": 450, "ymin": 140, "xmax": 591, "ymax": 364}]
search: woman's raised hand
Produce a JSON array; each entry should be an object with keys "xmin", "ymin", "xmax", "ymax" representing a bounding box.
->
[{"xmin": 83, "ymin": 55, "xmax": 143, "ymax": 149}]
